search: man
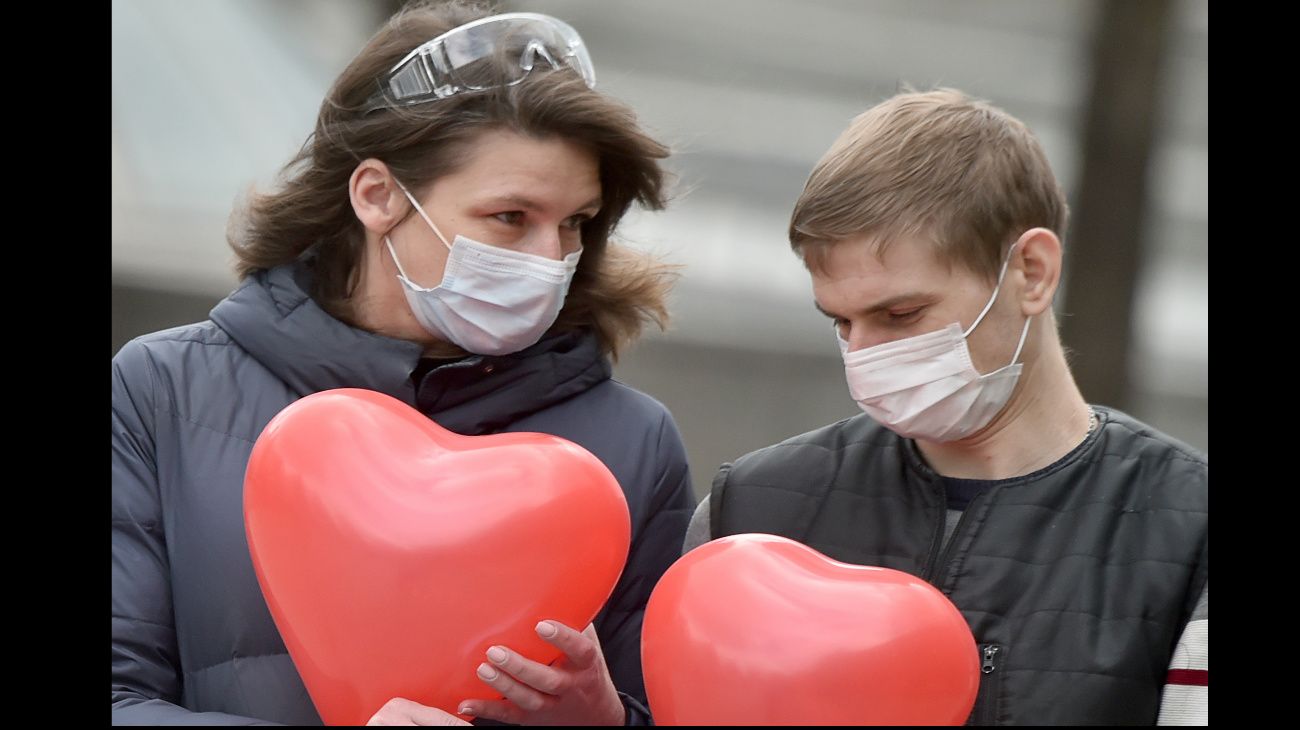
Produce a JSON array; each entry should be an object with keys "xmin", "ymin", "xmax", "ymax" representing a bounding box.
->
[{"xmin": 682, "ymin": 89, "xmax": 1207, "ymax": 725}]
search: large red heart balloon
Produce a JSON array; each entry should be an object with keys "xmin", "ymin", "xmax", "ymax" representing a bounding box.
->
[
  {"xmin": 643, "ymin": 534, "xmax": 979, "ymax": 725},
  {"xmin": 243, "ymin": 388, "xmax": 630, "ymax": 725}
]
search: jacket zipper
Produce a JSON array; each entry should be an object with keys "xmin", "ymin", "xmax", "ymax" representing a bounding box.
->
[
  {"xmin": 981, "ymin": 643, "xmax": 1001, "ymax": 675},
  {"xmin": 919, "ymin": 505, "xmax": 947, "ymax": 582},
  {"xmin": 967, "ymin": 643, "xmax": 1004, "ymax": 725},
  {"xmin": 927, "ymin": 487, "xmax": 1003, "ymax": 725},
  {"xmin": 923, "ymin": 486, "xmax": 998, "ymax": 586}
]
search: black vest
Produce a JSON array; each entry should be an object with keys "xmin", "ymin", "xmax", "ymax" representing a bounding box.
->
[{"xmin": 711, "ymin": 407, "xmax": 1207, "ymax": 725}]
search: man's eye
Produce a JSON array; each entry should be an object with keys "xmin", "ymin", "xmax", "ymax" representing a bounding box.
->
[
  {"xmin": 887, "ymin": 309, "xmax": 923, "ymax": 324},
  {"xmin": 493, "ymin": 212, "xmax": 524, "ymax": 225}
]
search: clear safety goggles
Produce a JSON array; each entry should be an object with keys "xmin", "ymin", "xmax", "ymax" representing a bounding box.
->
[{"xmin": 361, "ymin": 12, "xmax": 595, "ymax": 113}]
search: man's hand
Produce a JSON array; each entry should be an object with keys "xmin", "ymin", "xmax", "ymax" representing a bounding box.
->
[
  {"xmin": 459, "ymin": 621, "xmax": 626, "ymax": 726},
  {"xmin": 366, "ymin": 697, "xmax": 472, "ymax": 726}
]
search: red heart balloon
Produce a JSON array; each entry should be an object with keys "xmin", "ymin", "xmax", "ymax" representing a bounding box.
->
[
  {"xmin": 243, "ymin": 388, "xmax": 630, "ymax": 725},
  {"xmin": 643, "ymin": 534, "xmax": 979, "ymax": 725}
]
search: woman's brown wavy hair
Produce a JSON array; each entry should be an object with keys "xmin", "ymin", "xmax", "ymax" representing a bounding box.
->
[{"xmin": 228, "ymin": 0, "xmax": 675, "ymax": 359}]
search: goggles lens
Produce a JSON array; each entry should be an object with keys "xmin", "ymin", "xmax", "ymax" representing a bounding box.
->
[{"xmin": 366, "ymin": 13, "xmax": 594, "ymax": 112}]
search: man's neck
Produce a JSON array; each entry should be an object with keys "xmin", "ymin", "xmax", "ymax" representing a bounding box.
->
[{"xmin": 914, "ymin": 344, "xmax": 1091, "ymax": 481}]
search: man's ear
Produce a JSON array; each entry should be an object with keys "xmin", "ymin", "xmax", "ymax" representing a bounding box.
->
[
  {"xmin": 349, "ymin": 159, "xmax": 408, "ymax": 235},
  {"xmin": 1014, "ymin": 227, "xmax": 1063, "ymax": 317}
]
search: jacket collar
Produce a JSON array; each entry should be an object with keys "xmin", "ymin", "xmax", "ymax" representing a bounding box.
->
[{"xmin": 210, "ymin": 257, "xmax": 610, "ymax": 434}]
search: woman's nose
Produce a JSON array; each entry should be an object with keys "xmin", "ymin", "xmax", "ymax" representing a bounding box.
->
[{"xmin": 522, "ymin": 227, "xmax": 571, "ymax": 261}]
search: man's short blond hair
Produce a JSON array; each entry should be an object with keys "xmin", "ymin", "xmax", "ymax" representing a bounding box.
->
[{"xmin": 790, "ymin": 88, "xmax": 1068, "ymax": 282}]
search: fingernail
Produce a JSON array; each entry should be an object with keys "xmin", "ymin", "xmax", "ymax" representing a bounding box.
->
[
  {"xmin": 477, "ymin": 663, "xmax": 498, "ymax": 680},
  {"xmin": 459, "ymin": 706, "xmax": 475, "ymax": 716},
  {"xmin": 487, "ymin": 646, "xmax": 508, "ymax": 664},
  {"xmin": 536, "ymin": 621, "xmax": 557, "ymax": 638}
]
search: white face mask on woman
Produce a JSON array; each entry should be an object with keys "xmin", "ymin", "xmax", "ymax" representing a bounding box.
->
[
  {"xmin": 385, "ymin": 181, "xmax": 581, "ymax": 356},
  {"xmin": 837, "ymin": 243, "xmax": 1032, "ymax": 442}
]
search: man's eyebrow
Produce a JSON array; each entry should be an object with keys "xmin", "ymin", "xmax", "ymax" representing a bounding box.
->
[{"xmin": 814, "ymin": 293, "xmax": 933, "ymax": 319}]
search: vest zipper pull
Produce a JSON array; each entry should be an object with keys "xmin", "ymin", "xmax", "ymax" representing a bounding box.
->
[{"xmin": 982, "ymin": 644, "xmax": 1001, "ymax": 674}]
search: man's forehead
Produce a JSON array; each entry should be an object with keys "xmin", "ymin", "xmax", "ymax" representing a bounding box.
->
[{"xmin": 803, "ymin": 234, "xmax": 953, "ymax": 279}]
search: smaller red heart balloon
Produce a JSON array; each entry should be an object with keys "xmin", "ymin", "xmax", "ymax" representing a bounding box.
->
[
  {"xmin": 643, "ymin": 534, "xmax": 979, "ymax": 726},
  {"xmin": 244, "ymin": 388, "xmax": 630, "ymax": 725}
]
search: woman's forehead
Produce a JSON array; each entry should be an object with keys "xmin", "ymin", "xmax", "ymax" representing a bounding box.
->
[{"xmin": 440, "ymin": 130, "xmax": 601, "ymax": 206}]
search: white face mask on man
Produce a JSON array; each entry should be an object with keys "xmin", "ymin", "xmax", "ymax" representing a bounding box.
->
[
  {"xmin": 385, "ymin": 180, "xmax": 582, "ymax": 356},
  {"xmin": 837, "ymin": 242, "xmax": 1031, "ymax": 442}
]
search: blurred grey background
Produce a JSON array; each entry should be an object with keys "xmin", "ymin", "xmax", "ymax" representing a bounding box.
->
[{"xmin": 112, "ymin": 0, "xmax": 1208, "ymax": 499}]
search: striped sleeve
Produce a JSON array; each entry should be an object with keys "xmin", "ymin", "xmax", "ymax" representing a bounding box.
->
[{"xmin": 1156, "ymin": 583, "xmax": 1208, "ymax": 725}]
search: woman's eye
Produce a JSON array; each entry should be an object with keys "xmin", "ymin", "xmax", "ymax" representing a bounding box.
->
[
  {"xmin": 564, "ymin": 214, "xmax": 591, "ymax": 231},
  {"xmin": 493, "ymin": 211, "xmax": 524, "ymax": 225}
]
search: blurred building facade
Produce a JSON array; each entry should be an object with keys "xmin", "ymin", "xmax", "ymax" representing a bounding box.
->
[{"xmin": 112, "ymin": 0, "xmax": 1207, "ymax": 498}]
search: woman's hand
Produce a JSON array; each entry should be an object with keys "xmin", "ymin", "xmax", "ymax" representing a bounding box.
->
[
  {"xmin": 366, "ymin": 697, "xmax": 472, "ymax": 726},
  {"xmin": 459, "ymin": 620, "xmax": 626, "ymax": 726}
]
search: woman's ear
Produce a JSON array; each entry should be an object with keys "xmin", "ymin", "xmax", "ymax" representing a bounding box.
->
[
  {"xmin": 1015, "ymin": 227, "xmax": 1063, "ymax": 317},
  {"xmin": 349, "ymin": 159, "xmax": 407, "ymax": 234}
]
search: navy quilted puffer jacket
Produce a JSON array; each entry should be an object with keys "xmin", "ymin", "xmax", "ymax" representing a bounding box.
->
[{"xmin": 112, "ymin": 258, "xmax": 695, "ymax": 724}]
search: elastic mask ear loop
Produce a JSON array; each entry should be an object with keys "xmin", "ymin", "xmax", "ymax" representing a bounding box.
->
[
  {"xmin": 967, "ymin": 236, "xmax": 1034, "ymax": 366},
  {"xmin": 384, "ymin": 178, "xmax": 454, "ymax": 289},
  {"xmin": 384, "ymin": 236, "xmax": 417, "ymax": 283},
  {"xmin": 394, "ymin": 179, "xmax": 453, "ymax": 251},
  {"xmin": 963, "ymin": 240, "xmax": 1022, "ymax": 338}
]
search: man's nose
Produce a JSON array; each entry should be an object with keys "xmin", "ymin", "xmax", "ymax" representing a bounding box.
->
[{"xmin": 844, "ymin": 327, "xmax": 895, "ymax": 353}]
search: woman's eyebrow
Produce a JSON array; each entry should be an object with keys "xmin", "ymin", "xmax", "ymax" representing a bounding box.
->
[{"xmin": 485, "ymin": 195, "xmax": 603, "ymax": 213}]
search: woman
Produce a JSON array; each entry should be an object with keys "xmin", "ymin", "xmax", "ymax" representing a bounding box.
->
[{"xmin": 111, "ymin": 2, "xmax": 694, "ymax": 725}]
